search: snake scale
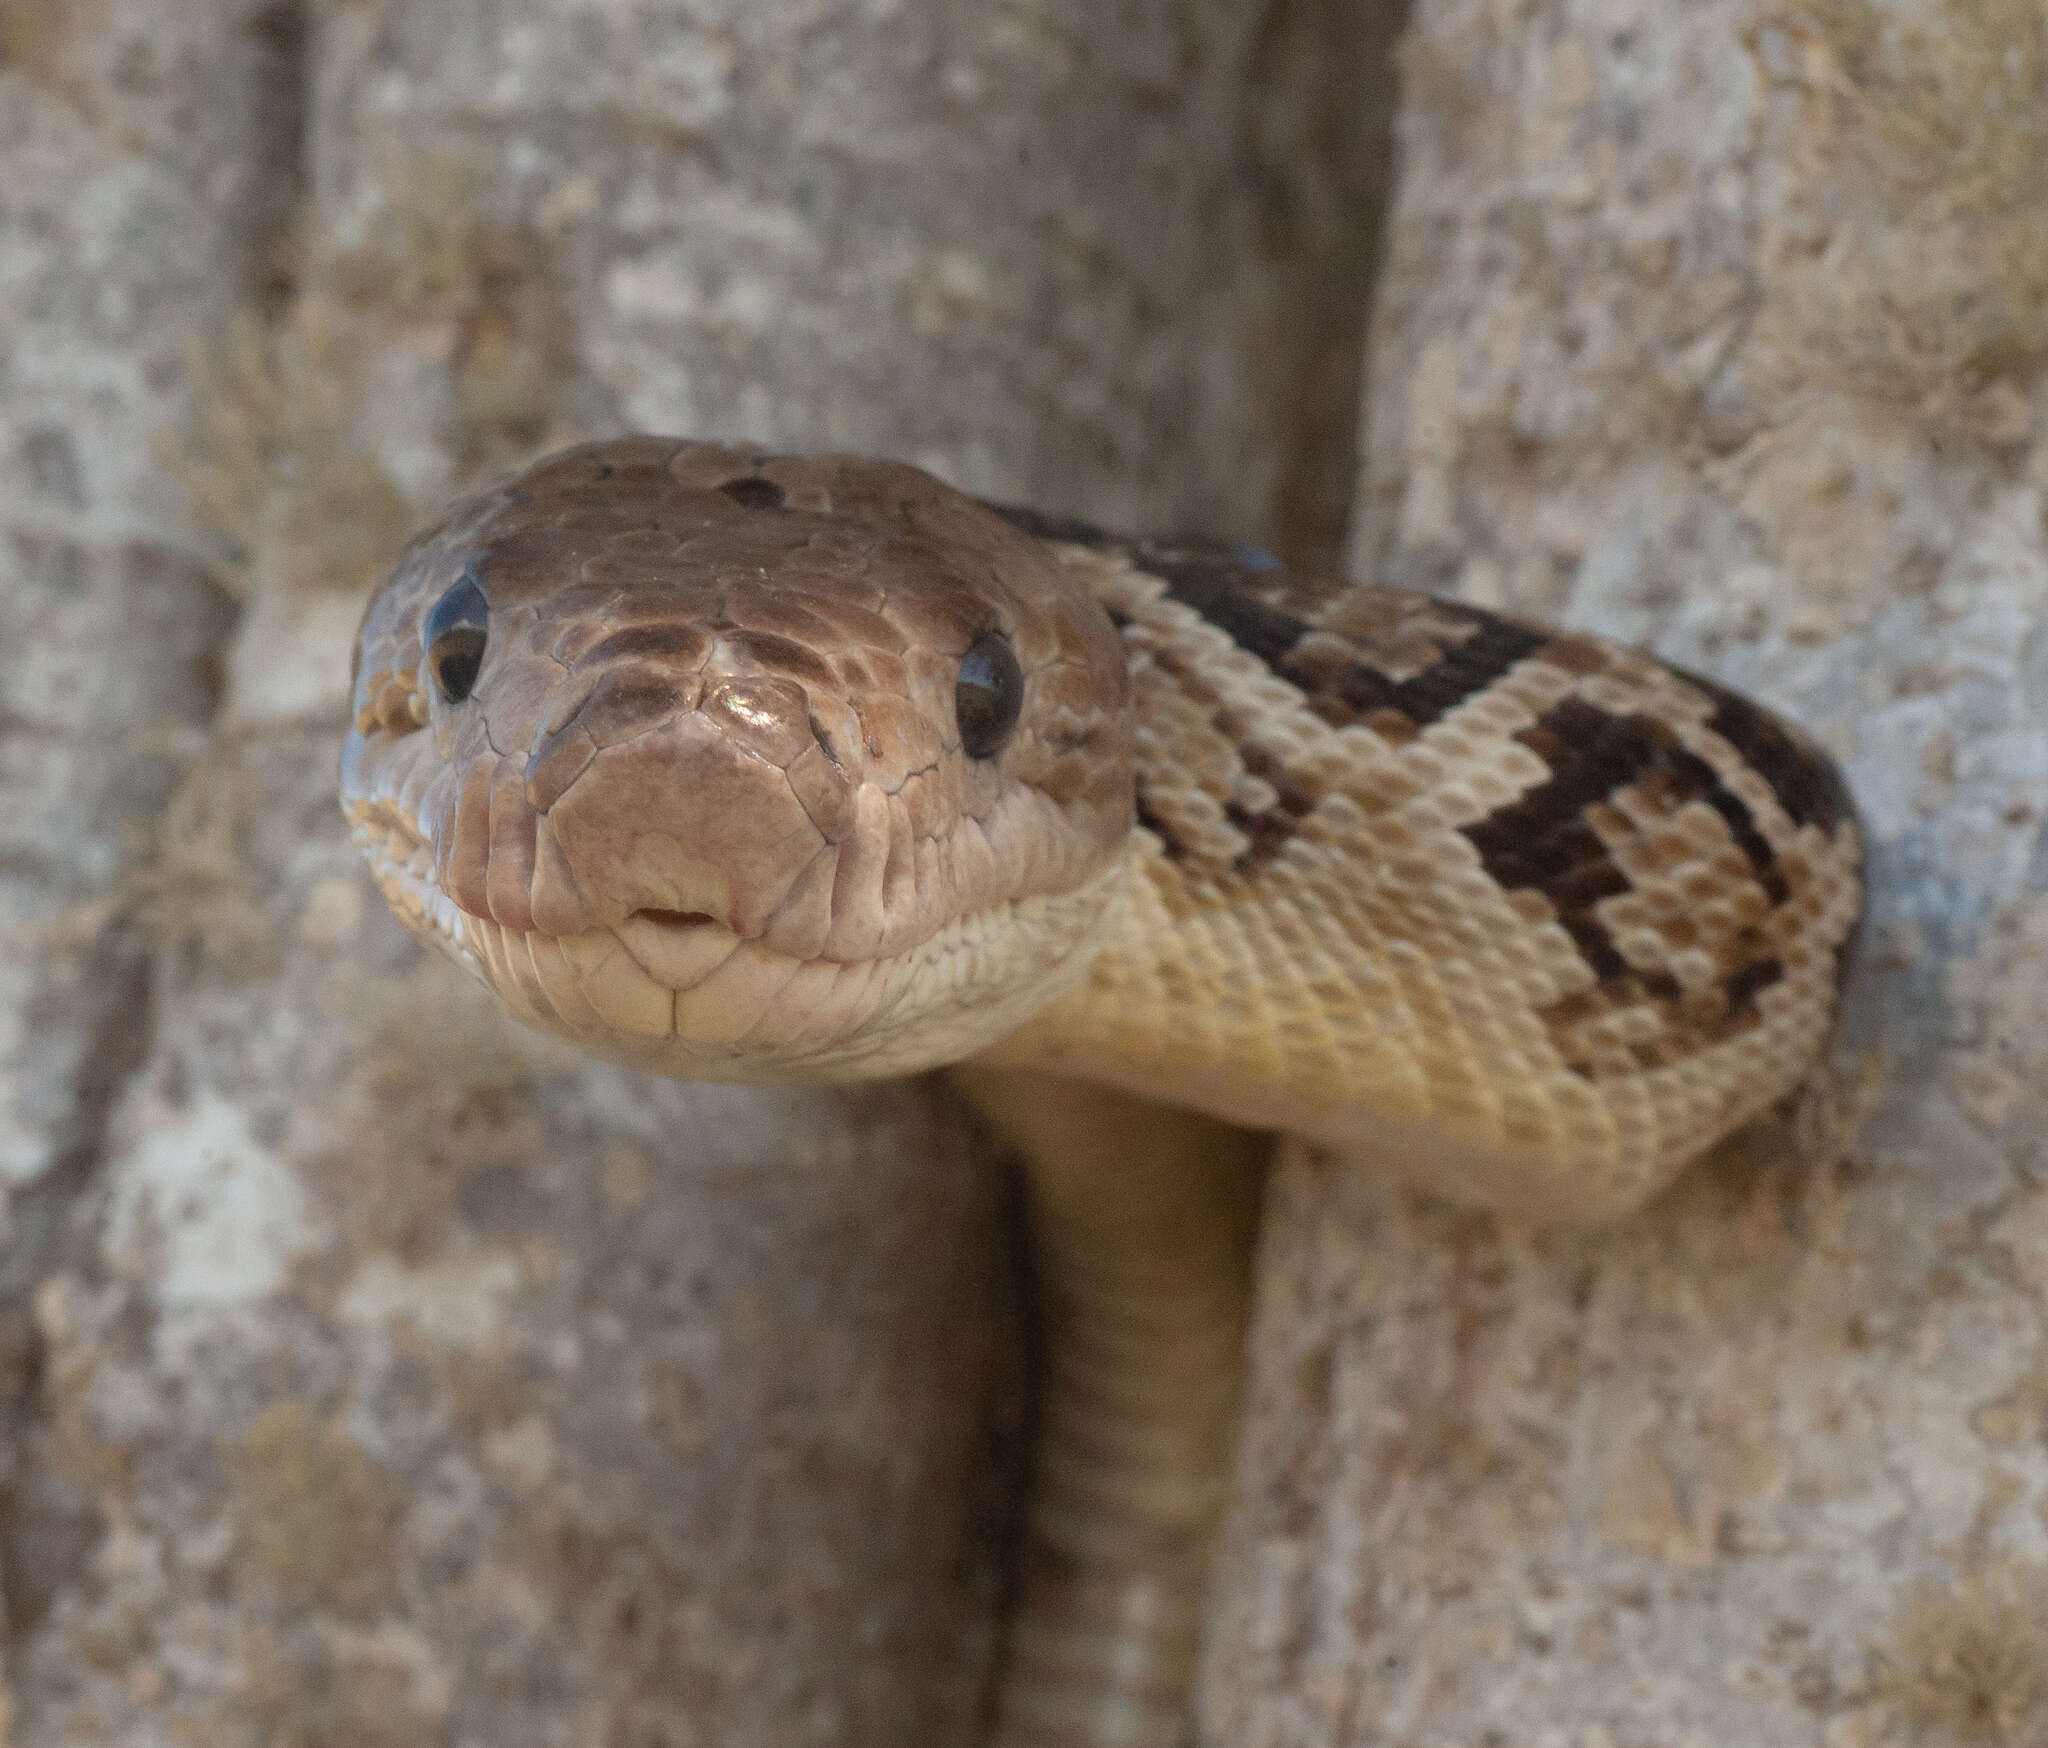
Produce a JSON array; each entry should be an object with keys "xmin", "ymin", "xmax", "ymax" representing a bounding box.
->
[{"xmin": 343, "ymin": 436, "xmax": 1863, "ymax": 1745}]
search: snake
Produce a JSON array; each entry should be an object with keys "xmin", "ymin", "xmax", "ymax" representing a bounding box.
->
[{"xmin": 341, "ymin": 435, "xmax": 1863, "ymax": 1745}]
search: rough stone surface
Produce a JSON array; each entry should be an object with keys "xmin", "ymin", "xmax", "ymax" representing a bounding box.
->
[
  {"xmin": 0, "ymin": 0, "xmax": 1398, "ymax": 1742},
  {"xmin": 307, "ymin": 0, "xmax": 1385, "ymax": 554},
  {"xmin": 0, "ymin": 5, "xmax": 286, "ymax": 1711},
  {"xmin": 13, "ymin": 725, "xmax": 1016, "ymax": 1745},
  {"xmin": 0, "ymin": 0, "xmax": 285, "ymax": 1195},
  {"xmin": 1203, "ymin": 2, "xmax": 2048, "ymax": 1743}
]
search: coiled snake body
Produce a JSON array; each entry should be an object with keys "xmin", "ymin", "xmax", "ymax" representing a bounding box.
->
[{"xmin": 343, "ymin": 436, "xmax": 1862, "ymax": 1744}]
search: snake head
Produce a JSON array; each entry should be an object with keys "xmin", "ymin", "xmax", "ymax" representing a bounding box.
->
[{"xmin": 341, "ymin": 436, "xmax": 1135, "ymax": 1081}]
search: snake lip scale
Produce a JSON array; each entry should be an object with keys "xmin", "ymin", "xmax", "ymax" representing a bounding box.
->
[{"xmin": 343, "ymin": 435, "xmax": 1863, "ymax": 1745}]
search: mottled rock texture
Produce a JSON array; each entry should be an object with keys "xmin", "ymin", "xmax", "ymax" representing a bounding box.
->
[
  {"xmin": 1203, "ymin": 2, "xmax": 2048, "ymax": 1744},
  {"xmin": 0, "ymin": 0, "xmax": 1393, "ymax": 1743},
  {"xmin": 0, "ymin": 6, "xmax": 281, "ymax": 1727},
  {"xmin": 19, "ymin": 0, "xmax": 2024, "ymax": 1744}
]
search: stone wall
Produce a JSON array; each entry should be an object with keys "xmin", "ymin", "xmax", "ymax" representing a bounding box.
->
[
  {"xmin": 1206, "ymin": 3, "xmax": 2048, "ymax": 1743},
  {"xmin": 11, "ymin": 2, "xmax": 2031, "ymax": 1745},
  {"xmin": 0, "ymin": 1, "xmax": 1393, "ymax": 1741}
]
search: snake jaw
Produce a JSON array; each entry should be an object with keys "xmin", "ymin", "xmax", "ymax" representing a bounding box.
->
[
  {"xmin": 342, "ymin": 793, "xmax": 494, "ymax": 989},
  {"xmin": 346, "ymin": 785, "xmax": 1128, "ymax": 1080},
  {"xmin": 344, "ymin": 716, "xmax": 1133, "ymax": 1081}
]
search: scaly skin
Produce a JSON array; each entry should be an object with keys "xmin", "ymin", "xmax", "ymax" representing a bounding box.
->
[
  {"xmin": 342, "ymin": 437, "xmax": 1863, "ymax": 1742},
  {"xmin": 954, "ymin": 1067, "xmax": 1265, "ymax": 1746}
]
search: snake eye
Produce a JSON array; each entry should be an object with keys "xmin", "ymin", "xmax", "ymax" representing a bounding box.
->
[
  {"xmin": 423, "ymin": 572, "xmax": 489, "ymax": 705},
  {"xmin": 955, "ymin": 629, "xmax": 1024, "ymax": 760}
]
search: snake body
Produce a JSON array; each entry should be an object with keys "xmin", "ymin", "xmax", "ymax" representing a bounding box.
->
[{"xmin": 342, "ymin": 436, "xmax": 1862, "ymax": 1743}]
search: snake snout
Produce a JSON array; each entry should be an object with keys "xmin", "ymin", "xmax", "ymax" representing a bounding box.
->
[{"xmin": 491, "ymin": 635, "xmax": 867, "ymax": 965}]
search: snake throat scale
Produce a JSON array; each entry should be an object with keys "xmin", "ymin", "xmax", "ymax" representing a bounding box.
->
[{"xmin": 342, "ymin": 436, "xmax": 1863, "ymax": 1745}]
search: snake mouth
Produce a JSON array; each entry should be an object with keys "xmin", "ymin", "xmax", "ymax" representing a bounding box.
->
[
  {"xmin": 611, "ymin": 904, "xmax": 750, "ymax": 989},
  {"xmin": 347, "ymin": 795, "xmax": 759, "ymax": 975},
  {"xmin": 344, "ymin": 791, "xmax": 1129, "ymax": 1082}
]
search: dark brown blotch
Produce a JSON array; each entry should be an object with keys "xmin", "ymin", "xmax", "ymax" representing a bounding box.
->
[
  {"xmin": 1133, "ymin": 794, "xmax": 1182, "ymax": 857},
  {"xmin": 1470, "ymin": 694, "xmax": 1823, "ymax": 1080},
  {"xmin": 1722, "ymin": 956, "xmax": 1785, "ymax": 1012},
  {"xmin": 720, "ymin": 476, "xmax": 788, "ymax": 510},
  {"xmin": 1150, "ymin": 552, "xmax": 1550, "ymax": 737},
  {"xmin": 1154, "ymin": 552, "xmax": 1310, "ymax": 669},
  {"xmin": 1312, "ymin": 612, "xmax": 1548, "ymax": 730},
  {"xmin": 1626, "ymin": 744, "xmax": 1788, "ymax": 901},
  {"xmin": 1464, "ymin": 698, "xmax": 1691, "ymax": 991},
  {"xmin": 1679, "ymin": 665, "xmax": 1856, "ymax": 834},
  {"xmin": 1218, "ymin": 744, "xmax": 1334, "ymax": 875},
  {"xmin": 1223, "ymin": 802, "xmax": 1300, "ymax": 868}
]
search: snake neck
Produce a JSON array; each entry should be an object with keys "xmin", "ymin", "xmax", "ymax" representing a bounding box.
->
[{"xmin": 952, "ymin": 1064, "xmax": 1267, "ymax": 1748}]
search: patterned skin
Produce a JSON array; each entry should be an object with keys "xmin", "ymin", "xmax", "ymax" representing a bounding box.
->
[
  {"xmin": 343, "ymin": 437, "xmax": 1863, "ymax": 1747},
  {"xmin": 982, "ymin": 515, "xmax": 1860, "ymax": 1220}
]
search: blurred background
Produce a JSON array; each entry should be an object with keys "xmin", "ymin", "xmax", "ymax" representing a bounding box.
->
[{"xmin": 2, "ymin": 1, "xmax": 2046, "ymax": 1743}]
